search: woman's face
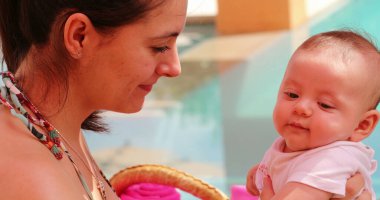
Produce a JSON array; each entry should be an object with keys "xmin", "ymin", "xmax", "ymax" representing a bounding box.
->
[{"xmin": 80, "ymin": 0, "xmax": 187, "ymax": 113}]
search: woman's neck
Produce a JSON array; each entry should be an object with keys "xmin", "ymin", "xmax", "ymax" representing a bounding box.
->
[{"xmin": 15, "ymin": 59, "xmax": 93, "ymax": 146}]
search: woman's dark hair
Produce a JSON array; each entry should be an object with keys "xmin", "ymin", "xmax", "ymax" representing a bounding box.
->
[{"xmin": 0, "ymin": 0, "xmax": 165, "ymax": 132}]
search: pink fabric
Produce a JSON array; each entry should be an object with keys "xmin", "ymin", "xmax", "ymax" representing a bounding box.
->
[
  {"xmin": 120, "ymin": 183, "xmax": 180, "ymax": 200},
  {"xmin": 231, "ymin": 185, "xmax": 259, "ymax": 200},
  {"xmin": 256, "ymin": 138, "xmax": 376, "ymax": 199}
]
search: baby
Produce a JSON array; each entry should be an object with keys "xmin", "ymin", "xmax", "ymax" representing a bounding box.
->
[{"xmin": 254, "ymin": 30, "xmax": 380, "ymax": 199}]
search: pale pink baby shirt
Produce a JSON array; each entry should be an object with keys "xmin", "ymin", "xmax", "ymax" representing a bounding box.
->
[{"xmin": 255, "ymin": 137, "xmax": 377, "ymax": 199}]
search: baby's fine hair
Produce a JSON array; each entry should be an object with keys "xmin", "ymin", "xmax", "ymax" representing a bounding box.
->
[
  {"xmin": 298, "ymin": 30, "xmax": 380, "ymax": 109},
  {"xmin": 299, "ymin": 30, "xmax": 379, "ymax": 53}
]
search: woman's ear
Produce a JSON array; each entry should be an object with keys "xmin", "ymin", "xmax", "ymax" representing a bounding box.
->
[
  {"xmin": 63, "ymin": 13, "xmax": 95, "ymax": 59},
  {"xmin": 350, "ymin": 109, "xmax": 380, "ymax": 142}
]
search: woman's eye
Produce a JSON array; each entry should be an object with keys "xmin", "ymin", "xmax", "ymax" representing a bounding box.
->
[
  {"xmin": 319, "ymin": 102, "xmax": 334, "ymax": 109},
  {"xmin": 153, "ymin": 46, "xmax": 170, "ymax": 53},
  {"xmin": 285, "ymin": 92, "xmax": 299, "ymax": 99}
]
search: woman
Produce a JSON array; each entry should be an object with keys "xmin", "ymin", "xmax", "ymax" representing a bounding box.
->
[{"xmin": 0, "ymin": 0, "xmax": 370, "ymax": 199}]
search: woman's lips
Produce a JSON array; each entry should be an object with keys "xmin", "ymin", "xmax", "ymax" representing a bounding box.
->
[{"xmin": 139, "ymin": 85, "xmax": 153, "ymax": 92}]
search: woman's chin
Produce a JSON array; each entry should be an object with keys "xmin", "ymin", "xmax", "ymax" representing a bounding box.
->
[
  {"xmin": 127, "ymin": 107, "xmax": 143, "ymax": 114},
  {"xmin": 119, "ymin": 104, "xmax": 144, "ymax": 114},
  {"xmin": 108, "ymin": 100, "xmax": 145, "ymax": 114}
]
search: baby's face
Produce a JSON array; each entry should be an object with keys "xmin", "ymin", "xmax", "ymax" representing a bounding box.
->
[{"xmin": 273, "ymin": 49, "xmax": 370, "ymax": 152}]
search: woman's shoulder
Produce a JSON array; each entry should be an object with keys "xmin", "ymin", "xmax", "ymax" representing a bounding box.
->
[
  {"xmin": 0, "ymin": 155, "xmax": 85, "ymax": 200},
  {"xmin": 0, "ymin": 107, "xmax": 44, "ymax": 158},
  {"xmin": 0, "ymin": 108, "xmax": 84, "ymax": 199}
]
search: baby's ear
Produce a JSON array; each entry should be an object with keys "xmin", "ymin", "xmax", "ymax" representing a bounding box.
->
[{"xmin": 350, "ymin": 109, "xmax": 380, "ymax": 142}]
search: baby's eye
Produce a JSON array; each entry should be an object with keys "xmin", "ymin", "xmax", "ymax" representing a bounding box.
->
[
  {"xmin": 152, "ymin": 46, "xmax": 170, "ymax": 53},
  {"xmin": 318, "ymin": 102, "xmax": 334, "ymax": 109},
  {"xmin": 285, "ymin": 92, "xmax": 299, "ymax": 99}
]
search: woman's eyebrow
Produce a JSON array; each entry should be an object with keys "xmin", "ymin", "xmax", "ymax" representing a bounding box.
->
[{"xmin": 151, "ymin": 31, "xmax": 180, "ymax": 39}]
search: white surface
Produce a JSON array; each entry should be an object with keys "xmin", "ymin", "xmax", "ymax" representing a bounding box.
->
[
  {"xmin": 305, "ymin": 0, "xmax": 344, "ymax": 17},
  {"xmin": 187, "ymin": 0, "xmax": 345, "ymax": 18},
  {"xmin": 187, "ymin": 0, "xmax": 217, "ymax": 17}
]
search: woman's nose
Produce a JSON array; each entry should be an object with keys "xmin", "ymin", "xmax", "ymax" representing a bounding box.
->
[
  {"xmin": 294, "ymin": 100, "xmax": 312, "ymax": 117},
  {"xmin": 156, "ymin": 50, "xmax": 181, "ymax": 77}
]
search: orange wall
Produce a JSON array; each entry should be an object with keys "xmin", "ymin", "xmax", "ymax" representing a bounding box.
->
[{"xmin": 216, "ymin": 0, "xmax": 306, "ymax": 34}]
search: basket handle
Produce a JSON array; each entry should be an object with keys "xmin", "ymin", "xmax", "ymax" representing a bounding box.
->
[{"xmin": 110, "ymin": 164, "xmax": 229, "ymax": 200}]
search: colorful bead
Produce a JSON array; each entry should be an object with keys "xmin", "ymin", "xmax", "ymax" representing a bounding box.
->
[{"xmin": 0, "ymin": 72, "xmax": 63, "ymax": 160}]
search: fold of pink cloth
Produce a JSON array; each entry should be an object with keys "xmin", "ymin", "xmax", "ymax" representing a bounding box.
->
[
  {"xmin": 231, "ymin": 185, "xmax": 259, "ymax": 200},
  {"xmin": 120, "ymin": 183, "xmax": 181, "ymax": 200}
]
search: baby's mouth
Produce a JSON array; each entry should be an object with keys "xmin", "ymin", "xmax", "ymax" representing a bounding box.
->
[{"xmin": 288, "ymin": 122, "xmax": 309, "ymax": 131}]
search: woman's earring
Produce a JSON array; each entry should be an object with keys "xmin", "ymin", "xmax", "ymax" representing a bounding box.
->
[{"xmin": 75, "ymin": 51, "xmax": 82, "ymax": 58}]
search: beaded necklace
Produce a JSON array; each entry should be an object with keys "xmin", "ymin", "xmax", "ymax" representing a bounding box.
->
[
  {"xmin": 0, "ymin": 72, "xmax": 62, "ymax": 158},
  {"xmin": 0, "ymin": 72, "xmax": 109, "ymax": 200}
]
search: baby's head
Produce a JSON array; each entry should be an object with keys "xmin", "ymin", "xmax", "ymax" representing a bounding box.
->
[{"xmin": 273, "ymin": 30, "xmax": 380, "ymax": 152}]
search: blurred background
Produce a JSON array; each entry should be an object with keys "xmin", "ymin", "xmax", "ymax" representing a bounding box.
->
[{"xmin": 85, "ymin": 0, "xmax": 380, "ymax": 198}]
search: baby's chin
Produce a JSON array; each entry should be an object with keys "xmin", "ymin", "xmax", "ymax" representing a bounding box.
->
[
  {"xmin": 283, "ymin": 142, "xmax": 311, "ymax": 153},
  {"xmin": 284, "ymin": 141, "xmax": 332, "ymax": 152}
]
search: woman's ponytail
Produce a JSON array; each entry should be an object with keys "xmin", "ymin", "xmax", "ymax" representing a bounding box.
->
[{"xmin": 0, "ymin": 0, "xmax": 31, "ymax": 72}]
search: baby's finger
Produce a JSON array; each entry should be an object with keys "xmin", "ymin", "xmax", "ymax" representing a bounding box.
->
[
  {"xmin": 345, "ymin": 173, "xmax": 365, "ymax": 199},
  {"xmin": 356, "ymin": 189, "xmax": 372, "ymax": 200},
  {"xmin": 246, "ymin": 165, "xmax": 259, "ymax": 196},
  {"xmin": 259, "ymin": 176, "xmax": 274, "ymax": 200}
]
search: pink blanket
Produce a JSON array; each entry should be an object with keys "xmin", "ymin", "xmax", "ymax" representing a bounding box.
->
[{"xmin": 120, "ymin": 183, "xmax": 181, "ymax": 200}]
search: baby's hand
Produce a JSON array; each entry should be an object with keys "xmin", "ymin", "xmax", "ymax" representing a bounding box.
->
[
  {"xmin": 246, "ymin": 164, "xmax": 260, "ymax": 196},
  {"xmin": 246, "ymin": 164, "xmax": 275, "ymax": 200},
  {"xmin": 260, "ymin": 176, "xmax": 275, "ymax": 200}
]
